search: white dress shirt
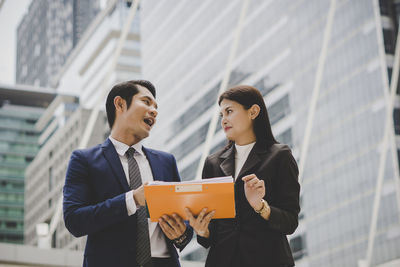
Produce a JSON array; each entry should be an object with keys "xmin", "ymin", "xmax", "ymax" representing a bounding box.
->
[
  {"xmin": 109, "ymin": 136, "xmax": 170, "ymax": 258},
  {"xmin": 234, "ymin": 142, "xmax": 256, "ymax": 179}
]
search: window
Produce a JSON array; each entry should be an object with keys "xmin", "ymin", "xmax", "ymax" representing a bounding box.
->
[
  {"xmin": 6, "ymin": 222, "xmax": 17, "ymax": 228},
  {"xmin": 383, "ymin": 29, "xmax": 395, "ymax": 54},
  {"xmin": 268, "ymin": 95, "xmax": 291, "ymax": 125},
  {"xmin": 171, "ymin": 122, "xmax": 210, "ymax": 161},
  {"xmin": 180, "ymin": 159, "xmax": 199, "ymax": 181},
  {"xmin": 254, "ymin": 78, "xmax": 280, "ymax": 96},
  {"xmin": 394, "ymin": 109, "xmax": 400, "ymax": 135},
  {"xmin": 276, "ymin": 128, "xmax": 293, "ymax": 147},
  {"xmin": 290, "ymin": 235, "xmax": 307, "ymax": 261},
  {"xmin": 397, "ymin": 150, "xmax": 400, "ymax": 170},
  {"xmin": 167, "ymin": 85, "xmax": 219, "ymax": 143},
  {"xmin": 34, "ymin": 44, "xmax": 41, "ymax": 57},
  {"xmin": 21, "ymin": 65, "xmax": 27, "ymax": 77},
  {"xmin": 49, "ymin": 167, "xmax": 53, "ymax": 191}
]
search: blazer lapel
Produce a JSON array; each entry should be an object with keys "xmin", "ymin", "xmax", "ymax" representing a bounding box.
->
[
  {"xmin": 142, "ymin": 147, "xmax": 165, "ymax": 182},
  {"xmin": 101, "ymin": 138, "xmax": 130, "ymax": 191},
  {"xmin": 219, "ymin": 145, "xmax": 235, "ymax": 178},
  {"xmin": 236, "ymin": 142, "xmax": 266, "ymax": 179}
]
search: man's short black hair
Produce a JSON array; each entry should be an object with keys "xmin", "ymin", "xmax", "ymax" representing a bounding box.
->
[{"xmin": 105, "ymin": 80, "xmax": 156, "ymax": 129}]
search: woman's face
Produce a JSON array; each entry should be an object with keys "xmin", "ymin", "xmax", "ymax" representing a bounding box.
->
[{"xmin": 219, "ymin": 99, "xmax": 258, "ymax": 145}]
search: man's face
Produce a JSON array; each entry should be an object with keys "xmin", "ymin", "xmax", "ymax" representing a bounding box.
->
[{"xmin": 119, "ymin": 85, "xmax": 158, "ymax": 141}]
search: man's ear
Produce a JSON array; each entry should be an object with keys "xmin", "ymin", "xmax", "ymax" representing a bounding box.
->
[
  {"xmin": 114, "ymin": 96, "xmax": 126, "ymax": 113},
  {"xmin": 249, "ymin": 104, "xmax": 261, "ymax": 120}
]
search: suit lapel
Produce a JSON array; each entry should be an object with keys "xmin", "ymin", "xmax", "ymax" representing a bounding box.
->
[
  {"xmin": 101, "ymin": 138, "xmax": 130, "ymax": 192},
  {"xmin": 142, "ymin": 147, "xmax": 165, "ymax": 182},
  {"xmin": 219, "ymin": 145, "xmax": 235, "ymax": 177},
  {"xmin": 237, "ymin": 142, "xmax": 267, "ymax": 179}
]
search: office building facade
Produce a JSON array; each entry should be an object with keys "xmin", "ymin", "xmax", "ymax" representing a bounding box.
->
[
  {"xmin": 16, "ymin": 0, "xmax": 100, "ymax": 87},
  {"xmin": 0, "ymin": 84, "xmax": 55, "ymax": 244},
  {"xmin": 55, "ymin": 1, "xmax": 142, "ymax": 107},
  {"xmin": 141, "ymin": 0, "xmax": 400, "ymax": 266},
  {"xmin": 23, "ymin": 0, "xmax": 142, "ymax": 250},
  {"xmin": 24, "ymin": 101, "xmax": 108, "ymax": 250}
]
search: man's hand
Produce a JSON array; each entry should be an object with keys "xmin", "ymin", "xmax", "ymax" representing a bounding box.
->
[
  {"xmin": 184, "ymin": 207, "xmax": 215, "ymax": 238},
  {"xmin": 132, "ymin": 182, "xmax": 148, "ymax": 206},
  {"xmin": 158, "ymin": 213, "xmax": 187, "ymax": 240},
  {"xmin": 242, "ymin": 174, "xmax": 265, "ymax": 210}
]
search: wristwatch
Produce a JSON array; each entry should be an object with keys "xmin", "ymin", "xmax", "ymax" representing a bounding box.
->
[
  {"xmin": 173, "ymin": 228, "xmax": 187, "ymax": 246},
  {"xmin": 254, "ymin": 199, "xmax": 270, "ymax": 216}
]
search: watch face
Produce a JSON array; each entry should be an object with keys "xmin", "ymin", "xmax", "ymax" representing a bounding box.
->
[
  {"xmin": 255, "ymin": 200, "xmax": 265, "ymax": 213},
  {"xmin": 261, "ymin": 200, "xmax": 269, "ymax": 213}
]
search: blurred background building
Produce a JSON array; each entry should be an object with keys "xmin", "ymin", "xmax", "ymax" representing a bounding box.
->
[
  {"xmin": 140, "ymin": 0, "xmax": 400, "ymax": 266},
  {"xmin": 0, "ymin": 84, "xmax": 55, "ymax": 244},
  {"xmin": 24, "ymin": 97, "xmax": 108, "ymax": 251},
  {"xmin": 22, "ymin": 0, "xmax": 141, "ymax": 252},
  {"xmin": 15, "ymin": 0, "xmax": 100, "ymax": 87},
  {"xmin": 55, "ymin": 1, "xmax": 141, "ymax": 106},
  {"xmin": 0, "ymin": 0, "xmax": 399, "ymax": 266}
]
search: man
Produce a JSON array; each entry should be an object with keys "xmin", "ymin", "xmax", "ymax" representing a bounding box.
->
[{"xmin": 63, "ymin": 80, "xmax": 193, "ymax": 267}]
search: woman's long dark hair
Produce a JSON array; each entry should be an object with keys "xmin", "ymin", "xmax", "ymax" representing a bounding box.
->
[{"xmin": 218, "ymin": 85, "xmax": 278, "ymax": 148}]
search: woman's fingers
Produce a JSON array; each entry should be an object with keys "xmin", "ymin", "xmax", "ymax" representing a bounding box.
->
[
  {"xmin": 202, "ymin": 210, "xmax": 215, "ymax": 225},
  {"xmin": 242, "ymin": 174, "xmax": 256, "ymax": 182},
  {"xmin": 184, "ymin": 208, "xmax": 196, "ymax": 225},
  {"xmin": 246, "ymin": 178, "xmax": 259, "ymax": 188},
  {"xmin": 184, "ymin": 207, "xmax": 214, "ymax": 234},
  {"xmin": 255, "ymin": 180, "xmax": 264, "ymax": 188},
  {"xmin": 197, "ymin": 208, "xmax": 208, "ymax": 221},
  {"xmin": 242, "ymin": 174, "xmax": 261, "ymax": 188},
  {"xmin": 243, "ymin": 175, "xmax": 266, "ymax": 190}
]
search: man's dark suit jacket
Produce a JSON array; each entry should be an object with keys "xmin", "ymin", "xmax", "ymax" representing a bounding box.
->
[
  {"xmin": 197, "ymin": 142, "xmax": 300, "ymax": 267},
  {"xmin": 63, "ymin": 138, "xmax": 193, "ymax": 267}
]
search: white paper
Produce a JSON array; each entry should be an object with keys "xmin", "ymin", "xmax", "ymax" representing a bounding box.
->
[{"xmin": 147, "ymin": 176, "xmax": 233, "ymax": 186}]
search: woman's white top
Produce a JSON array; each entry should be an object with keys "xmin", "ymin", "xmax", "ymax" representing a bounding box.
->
[{"xmin": 234, "ymin": 142, "xmax": 256, "ymax": 179}]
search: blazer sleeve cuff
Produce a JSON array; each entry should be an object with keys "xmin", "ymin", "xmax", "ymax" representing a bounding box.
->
[
  {"xmin": 197, "ymin": 234, "xmax": 211, "ymax": 248},
  {"xmin": 265, "ymin": 205, "xmax": 298, "ymax": 235},
  {"xmin": 265, "ymin": 205, "xmax": 282, "ymax": 230},
  {"xmin": 173, "ymin": 224, "xmax": 193, "ymax": 251}
]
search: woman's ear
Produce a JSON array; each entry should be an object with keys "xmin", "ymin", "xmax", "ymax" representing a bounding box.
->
[{"xmin": 249, "ymin": 104, "xmax": 261, "ymax": 120}]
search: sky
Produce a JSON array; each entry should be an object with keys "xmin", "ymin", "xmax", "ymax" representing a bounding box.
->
[{"xmin": 0, "ymin": 0, "xmax": 31, "ymax": 85}]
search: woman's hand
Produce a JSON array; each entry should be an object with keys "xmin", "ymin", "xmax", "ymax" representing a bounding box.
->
[
  {"xmin": 184, "ymin": 207, "xmax": 215, "ymax": 238},
  {"xmin": 242, "ymin": 174, "xmax": 265, "ymax": 210}
]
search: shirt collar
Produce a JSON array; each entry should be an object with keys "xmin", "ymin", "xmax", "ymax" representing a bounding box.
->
[{"xmin": 108, "ymin": 136, "xmax": 144, "ymax": 157}]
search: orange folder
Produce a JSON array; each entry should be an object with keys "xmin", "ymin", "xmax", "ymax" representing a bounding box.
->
[{"xmin": 144, "ymin": 177, "xmax": 235, "ymax": 222}]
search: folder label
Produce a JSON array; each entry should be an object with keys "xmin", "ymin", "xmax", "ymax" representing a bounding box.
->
[{"xmin": 175, "ymin": 184, "xmax": 202, "ymax": 192}]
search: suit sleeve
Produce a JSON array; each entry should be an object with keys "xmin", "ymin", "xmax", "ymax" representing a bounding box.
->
[
  {"xmin": 265, "ymin": 149, "xmax": 300, "ymax": 235},
  {"xmin": 63, "ymin": 150, "xmax": 129, "ymax": 237},
  {"xmin": 169, "ymin": 154, "xmax": 194, "ymax": 251},
  {"xmin": 197, "ymin": 158, "xmax": 217, "ymax": 248}
]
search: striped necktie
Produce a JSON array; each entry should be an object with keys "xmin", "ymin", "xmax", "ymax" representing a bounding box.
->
[{"xmin": 126, "ymin": 147, "xmax": 151, "ymax": 266}]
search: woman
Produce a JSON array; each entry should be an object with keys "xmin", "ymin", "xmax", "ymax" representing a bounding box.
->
[{"xmin": 185, "ymin": 85, "xmax": 300, "ymax": 267}]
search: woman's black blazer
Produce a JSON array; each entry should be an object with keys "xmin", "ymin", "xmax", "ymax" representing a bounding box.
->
[{"xmin": 197, "ymin": 142, "xmax": 300, "ymax": 267}]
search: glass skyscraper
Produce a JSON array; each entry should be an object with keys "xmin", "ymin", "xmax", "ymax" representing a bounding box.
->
[
  {"xmin": 0, "ymin": 84, "xmax": 55, "ymax": 244},
  {"xmin": 141, "ymin": 0, "xmax": 400, "ymax": 266},
  {"xmin": 16, "ymin": 0, "xmax": 100, "ymax": 87},
  {"xmin": 23, "ymin": 0, "xmax": 142, "ymax": 250}
]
